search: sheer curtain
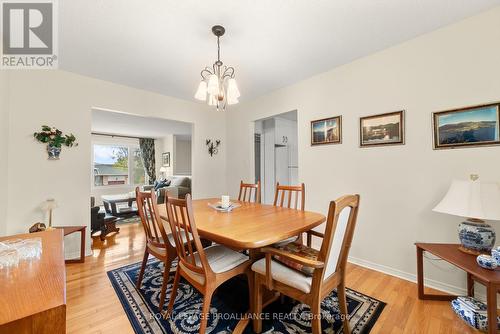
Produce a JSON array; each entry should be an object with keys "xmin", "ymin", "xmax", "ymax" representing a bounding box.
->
[{"xmin": 139, "ymin": 138, "xmax": 156, "ymax": 184}]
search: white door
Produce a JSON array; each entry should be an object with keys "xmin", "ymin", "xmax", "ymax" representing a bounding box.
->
[{"xmin": 275, "ymin": 146, "xmax": 289, "ymax": 185}]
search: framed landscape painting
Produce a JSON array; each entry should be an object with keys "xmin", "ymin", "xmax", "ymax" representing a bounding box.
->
[
  {"xmin": 433, "ymin": 103, "xmax": 500, "ymax": 149},
  {"xmin": 162, "ymin": 152, "xmax": 171, "ymax": 166},
  {"xmin": 360, "ymin": 111, "xmax": 405, "ymax": 147},
  {"xmin": 311, "ymin": 116, "xmax": 342, "ymax": 145}
]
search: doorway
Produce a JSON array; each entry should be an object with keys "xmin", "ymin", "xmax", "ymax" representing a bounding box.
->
[{"xmin": 254, "ymin": 110, "xmax": 298, "ymax": 204}]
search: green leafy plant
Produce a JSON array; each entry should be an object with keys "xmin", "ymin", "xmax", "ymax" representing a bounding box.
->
[{"xmin": 33, "ymin": 125, "xmax": 78, "ymax": 148}]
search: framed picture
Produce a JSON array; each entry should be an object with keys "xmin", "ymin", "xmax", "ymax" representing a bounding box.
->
[
  {"xmin": 311, "ymin": 116, "xmax": 342, "ymax": 145},
  {"xmin": 360, "ymin": 111, "xmax": 405, "ymax": 147},
  {"xmin": 433, "ymin": 103, "xmax": 500, "ymax": 149},
  {"xmin": 162, "ymin": 152, "xmax": 171, "ymax": 167}
]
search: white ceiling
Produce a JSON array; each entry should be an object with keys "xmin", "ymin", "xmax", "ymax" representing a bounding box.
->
[
  {"xmin": 60, "ymin": 1, "xmax": 500, "ymax": 102},
  {"xmin": 91, "ymin": 109, "xmax": 192, "ymax": 139}
]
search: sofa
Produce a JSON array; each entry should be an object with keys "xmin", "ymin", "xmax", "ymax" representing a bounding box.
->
[{"xmin": 143, "ymin": 176, "xmax": 191, "ymax": 202}]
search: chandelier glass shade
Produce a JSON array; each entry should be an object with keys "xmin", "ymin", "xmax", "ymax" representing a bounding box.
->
[{"xmin": 195, "ymin": 25, "xmax": 240, "ymax": 111}]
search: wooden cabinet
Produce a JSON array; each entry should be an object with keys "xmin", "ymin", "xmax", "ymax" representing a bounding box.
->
[{"xmin": 0, "ymin": 230, "xmax": 66, "ymax": 334}]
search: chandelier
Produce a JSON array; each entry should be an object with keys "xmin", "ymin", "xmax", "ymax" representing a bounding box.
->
[{"xmin": 194, "ymin": 25, "xmax": 240, "ymax": 111}]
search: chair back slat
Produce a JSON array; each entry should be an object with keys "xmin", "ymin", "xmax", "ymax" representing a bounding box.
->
[
  {"xmin": 165, "ymin": 195, "xmax": 210, "ymax": 275},
  {"xmin": 238, "ymin": 181, "xmax": 261, "ymax": 203},
  {"xmin": 136, "ymin": 187, "xmax": 170, "ymax": 247},
  {"xmin": 273, "ymin": 183, "xmax": 305, "ymax": 210},
  {"xmin": 319, "ymin": 195, "xmax": 360, "ymax": 281}
]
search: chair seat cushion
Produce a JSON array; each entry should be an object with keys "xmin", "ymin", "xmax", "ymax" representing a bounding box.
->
[
  {"xmin": 252, "ymin": 258, "xmax": 312, "ymax": 293},
  {"xmin": 273, "ymin": 242, "xmax": 319, "ymax": 277},
  {"xmin": 148, "ymin": 231, "xmax": 191, "ymax": 257},
  {"xmin": 272, "ymin": 235, "xmax": 299, "ymax": 247},
  {"xmin": 167, "ymin": 231, "xmax": 191, "ymax": 246},
  {"xmin": 180, "ymin": 245, "xmax": 249, "ymax": 285}
]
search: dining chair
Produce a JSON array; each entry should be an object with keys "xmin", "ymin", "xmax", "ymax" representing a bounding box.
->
[
  {"xmin": 238, "ymin": 180, "xmax": 261, "ymax": 203},
  {"xmin": 251, "ymin": 194, "xmax": 360, "ymax": 334},
  {"xmin": 135, "ymin": 187, "xmax": 178, "ymax": 312},
  {"xmin": 273, "ymin": 182, "xmax": 305, "ymax": 245},
  {"xmin": 273, "ymin": 182, "xmax": 305, "ymax": 210},
  {"xmin": 165, "ymin": 194, "xmax": 253, "ymax": 334}
]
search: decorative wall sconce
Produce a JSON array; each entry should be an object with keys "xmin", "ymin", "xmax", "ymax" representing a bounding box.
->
[{"xmin": 206, "ymin": 139, "xmax": 221, "ymax": 156}]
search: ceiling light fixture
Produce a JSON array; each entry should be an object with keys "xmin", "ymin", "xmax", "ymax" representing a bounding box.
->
[{"xmin": 194, "ymin": 25, "xmax": 240, "ymax": 111}]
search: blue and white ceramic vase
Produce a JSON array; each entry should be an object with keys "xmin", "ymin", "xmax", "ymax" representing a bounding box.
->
[
  {"xmin": 476, "ymin": 254, "xmax": 497, "ymax": 270},
  {"xmin": 458, "ymin": 220, "xmax": 496, "ymax": 253},
  {"xmin": 491, "ymin": 247, "xmax": 500, "ymax": 265},
  {"xmin": 47, "ymin": 144, "xmax": 61, "ymax": 160},
  {"xmin": 451, "ymin": 296, "xmax": 500, "ymax": 331}
]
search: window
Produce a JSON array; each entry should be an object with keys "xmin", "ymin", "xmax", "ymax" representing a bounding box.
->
[{"xmin": 93, "ymin": 144, "xmax": 146, "ymax": 186}]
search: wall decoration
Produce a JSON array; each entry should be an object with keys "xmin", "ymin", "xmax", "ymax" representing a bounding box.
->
[
  {"xmin": 433, "ymin": 103, "xmax": 500, "ymax": 149},
  {"xmin": 33, "ymin": 125, "xmax": 78, "ymax": 160},
  {"xmin": 206, "ymin": 139, "xmax": 221, "ymax": 156},
  {"xmin": 162, "ymin": 152, "xmax": 171, "ymax": 167},
  {"xmin": 311, "ymin": 116, "xmax": 342, "ymax": 145},
  {"xmin": 360, "ymin": 111, "xmax": 405, "ymax": 147}
]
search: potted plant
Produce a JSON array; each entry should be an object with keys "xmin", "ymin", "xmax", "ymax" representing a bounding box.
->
[{"xmin": 34, "ymin": 125, "xmax": 78, "ymax": 160}]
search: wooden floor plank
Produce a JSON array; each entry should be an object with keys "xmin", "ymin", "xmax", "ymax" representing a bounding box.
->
[{"xmin": 65, "ymin": 223, "xmax": 479, "ymax": 333}]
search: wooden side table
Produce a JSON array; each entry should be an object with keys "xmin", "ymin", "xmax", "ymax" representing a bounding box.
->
[
  {"xmin": 416, "ymin": 243, "xmax": 500, "ymax": 334},
  {"xmin": 55, "ymin": 226, "xmax": 86, "ymax": 263}
]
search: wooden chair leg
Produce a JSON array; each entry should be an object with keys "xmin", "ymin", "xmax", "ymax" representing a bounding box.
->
[
  {"xmin": 136, "ymin": 249, "xmax": 149, "ymax": 289},
  {"xmin": 338, "ymin": 282, "xmax": 350, "ymax": 334},
  {"xmin": 311, "ymin": 299, "xmax": 322, "ymax": 334},
  {"xmin": 246, "ymin": 270, "xmax": 254, "ymax": 318},
  {"xmin": 253, "ymin": 276, "xmax": 263, "ymax": 334},
  {"xmin": 158, "ymin": 257, "xmax": 174, "ymax": 312},
  {"xmin": 199, "ymin": 289, "xmax": 214, "ymax": 334},
  {"xmin": 167, "ymin": 268, "xmax": 181, "ymax": 315}
]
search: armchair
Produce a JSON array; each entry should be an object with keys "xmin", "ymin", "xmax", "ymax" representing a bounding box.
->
[
  {"xmin": 251, "ymin": 194, "xmax": 360, "ymax": 334},
  {"xmin": 90, "ymin": 197, "xmax": 106, "ymax": 236},
  {"xmin": 90, "ymin": 197, "xmax": 120, "ymax": 241}
]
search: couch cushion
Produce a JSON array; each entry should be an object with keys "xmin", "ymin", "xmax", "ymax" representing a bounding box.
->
[
  {"xmin": 169, "ymin": 176, "xmax": 190, "ymax": 188},
  {"xmin": 154, "ymin": 179, "xmax": 171, "ymax": 191},
  {"xmin": 251, "ymin": 258, "xmax": 312, "ymax": 293}
]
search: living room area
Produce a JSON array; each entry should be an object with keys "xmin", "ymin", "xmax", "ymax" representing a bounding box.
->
[{"xmin": 90, "ymin": 109, "xmax": 193, "ymax": 240}]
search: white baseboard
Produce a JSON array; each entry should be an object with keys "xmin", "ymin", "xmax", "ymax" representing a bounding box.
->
[
  {"xmin": 348, "ymin": 256, "xmax": 467, "ymax": 296},
  {"xmin": 348, "ymin": 256, "xmax": 500, "ymax": 306}
]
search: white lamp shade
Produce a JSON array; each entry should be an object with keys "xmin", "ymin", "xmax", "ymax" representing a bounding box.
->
[
  {"xmin": 208, "ymin": 94, "xmax": 217, "ymax": 106},
  {"xmin": 227, "ymin": 97, "xmax": 239, "ymax": 105},
  {"xmin": 207, "ymin": 74, "xmax": 219, "ymax": 95},
  {"xmin": 226, "ymin": 78, "xmax": 240, "ymax": 100},
  {"xmin": 433, "ymin": 179, "xmax": 500, "ymax": 221},
  {"xmin": 41, "ymin": 199, "xmax": 58, "ymax": 211},
  {"xmin": 194, "ymin": 81, "xmax": 207, "ymax": 101}
]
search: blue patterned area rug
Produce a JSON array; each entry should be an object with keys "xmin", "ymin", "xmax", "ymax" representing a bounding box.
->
[{"xmin": 108, "ymin": 259, "xmax": 385, "ymax": 334}]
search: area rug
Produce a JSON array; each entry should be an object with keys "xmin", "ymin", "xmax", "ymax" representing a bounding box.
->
[{"xmin": 108, "ymin": 259, "xmax": 385, "ymax": 333}]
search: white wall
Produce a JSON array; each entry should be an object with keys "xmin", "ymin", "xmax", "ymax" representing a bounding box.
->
[
  {"xmin": 173, "ymin": 136, "xmax": 192, "ymax": 175},
  {"xmin": 4, "ymin": 70, "xmax": 226, "ymax": 258},
  {"xmin": 0, "ymin": 71, "xmax": 9, "ymax": 236},
  {"xmin": 155, "ymin": 135, "xmax": 175, "ymax": 178},
  {"xmin": 226, "ymin": 7, "xmax": 500, "ymax": 294}
]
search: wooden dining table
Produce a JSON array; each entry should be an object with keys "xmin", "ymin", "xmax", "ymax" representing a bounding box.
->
[
  {"xmin": 158, "ymin": 198, "xmax": 326, "ymax": 333},
  {"xmin": 158, "ymin": 198, "xmax": 326, "ymax": 251}
]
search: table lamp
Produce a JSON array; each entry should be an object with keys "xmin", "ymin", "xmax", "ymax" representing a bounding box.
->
[
  {"xmin": 159, "ymin": 166, "xmax": 167, "ymax": 179},
  {"xmin": 433, "ymin": 175, "xmax": 500, "ymax": 255},
  {"xmin": 41, "ymin": 199, "xmax": 58, "ymax": 229}
]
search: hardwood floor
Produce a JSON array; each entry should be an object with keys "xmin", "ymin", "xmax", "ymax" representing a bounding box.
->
[{"xmin": 65, "ymin": 223, "xmax": 478, "ymax": 333}]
